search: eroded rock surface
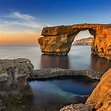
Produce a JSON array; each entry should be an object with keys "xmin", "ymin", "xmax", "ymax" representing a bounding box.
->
[
  {"xmin": 86, "ymin": 68, "xmax": 111, "ymax": 111},
  {"xmin": 0, "ymin": 58, "xmax": 33, "ymax": 96},
  {"xmin": 38, "ymin": 24, "xmax": 111, "ymax": 60},
  {"xmin": 29, "ymin": 68, "xmax": 103, "ymax": 80},
  {"xmin": 0, "ymin": 99, "xmax": 6, "ymax": 110},
  {"xmin": 59, "ymin": 103, "xmax": 92, "ymax": 111},
  {"xmin": 0, "ymin": 58, "xmax": 34, "ymax": 110}
]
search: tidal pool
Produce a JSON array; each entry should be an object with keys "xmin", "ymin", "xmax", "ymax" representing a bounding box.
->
[{"xmin": 26, "ymin": 76, "xmax": 98, "ymax": 111}]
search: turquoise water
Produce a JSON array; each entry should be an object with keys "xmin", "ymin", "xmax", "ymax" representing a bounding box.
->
[{"xmin": 28, "ymin": 76, "xmax": 98, "ymax": 111}]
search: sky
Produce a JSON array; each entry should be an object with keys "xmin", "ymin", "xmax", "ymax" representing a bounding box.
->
[{"xmin": 0, "ymin": 0, "xmax": 111, "ymax": 45}]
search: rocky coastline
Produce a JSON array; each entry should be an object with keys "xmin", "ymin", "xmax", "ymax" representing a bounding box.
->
[
  {"xmin": 0, "ymin": 58, "xmax": 34, "ymax": 111},
  {"xmin": 0, "ymin": 58, "xmax": 110, "ymax": 111},
  {"xmin": 60, "ymin": 68, "xmax": 111, "ymax": 111},
  {"xmin": 29, "ymin": 68, "xmax": 103, "ymax": 81},
  {"xmin": 73, "ymin": 37, "xmax": 93, "ymax": 45}
]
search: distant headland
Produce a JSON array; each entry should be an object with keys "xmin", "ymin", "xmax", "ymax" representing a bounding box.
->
[{"xmin": 73, "ymin": 37, "xmax": 93, "ymax": 45}]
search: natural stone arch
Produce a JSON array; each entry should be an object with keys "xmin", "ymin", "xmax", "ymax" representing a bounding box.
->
[{"xmin": 38, "ymin": 24, "xmax": 111, "ymax": 60}]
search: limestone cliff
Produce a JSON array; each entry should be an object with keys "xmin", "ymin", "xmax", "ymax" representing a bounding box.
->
[
  {"xmin": 86, "ymin": 68, "xmax": 111, "ymax": 111},
  {"xmin": 38, "ymin": 24, "xmax": 111, "ymax": 60},
  {"xmin": 73, "ymin": 37, "xmax": 93, "ymax": 45}
]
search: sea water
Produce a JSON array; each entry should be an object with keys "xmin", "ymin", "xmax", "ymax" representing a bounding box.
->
[
  {"xmin": 0, "ymin": 45, "xmax": 111, "ymax": 71},
  {"xmin": 0, "ymin": 45, "xmax": 111, "ymax": 111}
]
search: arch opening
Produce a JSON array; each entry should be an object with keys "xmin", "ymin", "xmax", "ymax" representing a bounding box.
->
[{"xmin": 72, "ymin": 29, "xmax": 94, "ymax": 45}]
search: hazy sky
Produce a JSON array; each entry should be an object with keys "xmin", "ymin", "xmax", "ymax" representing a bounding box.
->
[{"xmin": 0, "ymin": 0, "xmax": 111, "ymax": 45}]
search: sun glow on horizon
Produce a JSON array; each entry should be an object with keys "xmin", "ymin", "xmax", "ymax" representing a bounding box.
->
[
  {"xmin": 0, "ymin": 11, "xmax": 48, "ymax": 45},
  {"xmin": 0, "ymin": 31, "xmax": 39, "ymax": 45}
]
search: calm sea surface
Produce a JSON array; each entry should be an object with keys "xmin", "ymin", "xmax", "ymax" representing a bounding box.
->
[
  {"xmin": 0, "ymin": 45, "xmax": 111, "ymax": 71},
  {"xmin": 0, "ymin": 45, "xmax": 111, "ymax": 111}
]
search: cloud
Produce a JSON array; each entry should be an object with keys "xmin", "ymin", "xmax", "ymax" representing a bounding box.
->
[
  {"xmin": 5, "ymin": 12, "xmax": 35, "ymax": 21},
  {"xmin": 0, "ymin": 11, "xmax": 51, "ymax": 31},
  {"xmin": 0, "ymin": 11, "xmax": 52, "ymax": 44},
  {"xmin": 0, "ymin": 29, "xmax": 40, "ymax": 36},
  {"xmin": 0, "ymin": 20, "xmax": 9, "ymax": 26},
  {"xmin": 10, "ymin": 21, "xmax": 43, "ymax": 28},
  {"xmin": 0, "ymin": 19, "xmax": 42, "ymax": 28},
  {"xmin": 0, "ymin": 11, "xmax": 50, "ymax": 44}
]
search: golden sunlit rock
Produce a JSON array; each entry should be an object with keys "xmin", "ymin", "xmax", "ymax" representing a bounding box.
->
[
  {"xmin": 86, "ymin": 68, "xmax": 111, "ymax": 111},
  {"xmin": 38, "ymin": 24, "xmax": 111, "ymax": 60}
]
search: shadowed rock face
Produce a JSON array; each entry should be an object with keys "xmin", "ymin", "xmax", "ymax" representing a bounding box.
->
[
  {"xmin": 0, "ymin": 58, "xmax": 33, "ymax": 97},
  {"xmin": 38, "ymin": 24, "xmax": 111, "ymax": 60},
  {"xmin": 0, "ymin": 58, "xmax": 34, "ymax": 110}
]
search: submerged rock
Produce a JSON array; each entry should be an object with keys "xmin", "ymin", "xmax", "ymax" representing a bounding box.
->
[
  {"xmin": 38, "ymin": 24, "xmax": 111, "ymax": 60},
  {"xmin": 86, "ymin": 68, "xmax": 111, "ymax": 111},
  {"xmin": 59, "ymin": 103, "xmax": 92, "ymax": 111},
  {"xmin": 29, "ymin": 68, "xmax": 103, "ymax": 80}
]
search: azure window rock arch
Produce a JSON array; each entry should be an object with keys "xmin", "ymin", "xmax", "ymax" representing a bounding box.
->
[{"xmin": 38, "ymin": 24, "xmax": 111, "ymax": 60}]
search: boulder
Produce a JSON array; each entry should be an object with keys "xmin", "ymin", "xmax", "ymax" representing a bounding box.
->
[
  {"xmin": 0, "ymin": 58, "xmax": 33, "ymax": 97},
  {"xmin": 86, "ymin": 68, "xmax": 111, "ymax": 111},
  {"xmin": 0, "ymin": 58, "xmax": 34, "ymax": 110}
]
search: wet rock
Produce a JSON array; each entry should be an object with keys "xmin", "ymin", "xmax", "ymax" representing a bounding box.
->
[
  {"xmin": 38, "ymin": 24, "xmax": 111, "ymax": 60},
  {"xmin": 86, "ymin": 68, "xmax": 111, "ymax": 111},
  {"xmin": 59, "ymin": 103, "xmax": 92, "ymax": 111},
  {"xmin": 29, "ymin": 68, "xmax": 103, "ymax": 80}
]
